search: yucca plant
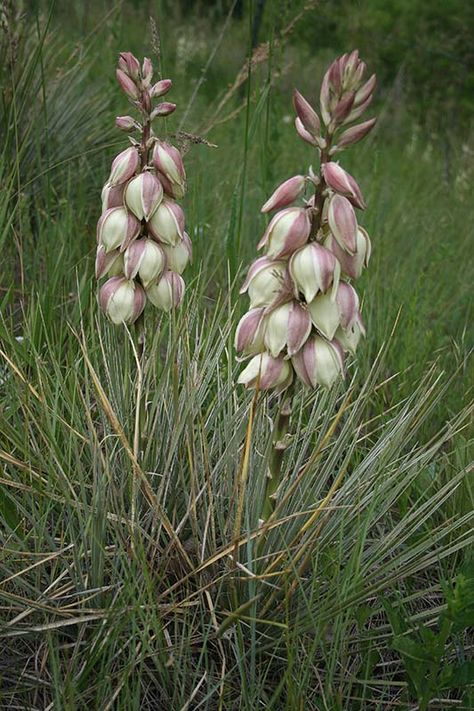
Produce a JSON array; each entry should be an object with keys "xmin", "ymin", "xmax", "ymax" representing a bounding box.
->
[{"xmin": 0, "ymin": 6, "xmax": 472, "ymax": 710}]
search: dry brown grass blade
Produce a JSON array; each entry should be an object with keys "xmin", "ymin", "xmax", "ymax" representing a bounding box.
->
[
  {"xmin": 0, "ymin": 544, "xmax": 74, "ymax": 587},
  {"xmin": 0, "ymin": 451, "xmax": 47, "ymax": 483}
]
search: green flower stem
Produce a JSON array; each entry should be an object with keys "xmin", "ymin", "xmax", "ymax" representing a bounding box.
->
[
  {"xmin": 131, "ymin": 310, "xmax": 146, "ymax": 535},
  {"xmin": 261, "ymin": 381, "xmax": 295, "ymax": 521}
]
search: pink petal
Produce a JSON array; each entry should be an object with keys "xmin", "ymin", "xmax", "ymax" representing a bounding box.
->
[
  {"xmin": 293, "ymin": 90, "xmax": 320, "ymax": 134},
  {"xmin": 287, "ymin": 302, "xmax": 312, "ymax": 356},
  {"xmin": 328, "ymin": 195, "xmax": 357, "ymax": 254}
]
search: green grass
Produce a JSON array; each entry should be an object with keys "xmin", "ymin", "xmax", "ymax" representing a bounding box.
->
[{"xmin": 0, "ymin": 2, "xmax": 473, "ymax": 709}]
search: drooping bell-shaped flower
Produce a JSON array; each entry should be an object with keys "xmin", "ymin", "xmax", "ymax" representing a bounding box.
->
[
  {"xmin": 322, "ymin": 162, "xmax": 366, "ymax": 209},
  {"xmin": 123, "ymin": 238, "xmax": 165, "ymax": 287},
  {"xmin": 96, "ymin": 207, "xmax": 141, "ymax": 253},
  {"xmin": 335, "ymin": 311, "xmax": 366, "ymax": 354},
  {"xmin": 238, "ymin": 352, "xmax": 293, "ymax": 391},
  {"xmin": 258, "ymin": 207, "xmax": 311, "ymax": 259},
  {"xmin": 292, "ymin": 335, "xmax": 344, "ymax": 388},
  {"xmin": 160, "ymin": 232, "xmax": 192, "ymax": 274},
  {"xmin": 146, "ymin": 270, "xmax": 185, "ymax": 311},
  {"xmin": 240, "ymin": 257, "xmax": 290, "ymax": 308},
  {"xmin": 148, "ymin": 198, "xmax": 185, "ymax": 246},
  {"xmin": 328, "ymin": 194, "xmax": 358, "ymax": 254},
  {"xmin": 234, "ymin": 307, "xmax": 266, "ymax": 358},
  {"xmin": 101, "ymin": 182, "xmax": 125, "ymax": 211},
  {"xmin": 261, "ymin": 176, "xmax": 306, "ymax": 214},
  {"xmin": 95, "ymin": 246, "xmax": 124, "ymax": 279},
  {"xmin": 124, "ymin": 172, "xmax": 163, "ymax": 221},
  {"xmin": 157, "ymin": 172, "xmax": 185, "ymax": 200},
  {"xmin": 99, "ymin": 276, "xmax": 146, "ymax": 325},
  {"xmin": 308, "ymin": 281, "xmax": 360, "ymax": 341},
  {"xmin": 289, "ymin": 243, "xmax": 340, "ymax": 303},
  {"xmin": 108, "ymin": 146, "xmax": 139, "ymax": 187},
  {"xmin": 264, "ymin": 301, "xmax": 312, "ymax": 358},
  {"xmin": 153, "ymin": 141, "xmax": 186, "ymax": 186},
  {"xmin": 324, "ymin": 227, "xmax": 371, "ymax": 280}
]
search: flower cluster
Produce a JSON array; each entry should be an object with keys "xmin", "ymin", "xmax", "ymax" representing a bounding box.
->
[
  {"xmin": 236, "ymin": 50, "xmax": 376, "ymax": 391},
  {"xmin": 96, "ymin": 52, "xmax": 191, "ymax": 325}
]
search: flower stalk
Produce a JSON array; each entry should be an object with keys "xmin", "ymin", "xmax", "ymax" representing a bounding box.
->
[
  {"xmin": 96, "ymin": 51, "xmax": 191, "ymax": 529},
  {"xmin": 236, "ymin": 50, "xmax": 377, "ymax": 521}
]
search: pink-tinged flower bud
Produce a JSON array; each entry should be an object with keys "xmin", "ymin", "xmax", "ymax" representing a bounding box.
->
[
  {"xmin": 234, "ymin": 307, "xmax": 265, "ymax": 357},
  {"xmin": 342, "ymin": 95, "xmax": 374, "ymax": 125},
  {"xmin": 151, "ymin": 102, "xmax": 177, "ymax": 119},
  {"xmin": 115, "ymin": 115, "xmax": 136, "ymax": 132},
  {"xmin": 152, "ymin": 141, "xmax": 186, "ymax": 187},
  {"xmin": 118, "ymin": 52, "xmax": 141, "ymax": 80},
  {"xmin": 295, "ymin": 117, "xmax": 318, "ymax": 146},
  {"xmin": 292, "ymin": 335, "xmax": 344, "ymax": 389},
  {"xmin": 264, "ymin": 301, "xmax": 312, "ymax": 358},
  {"xmin": 146, "ymin": 270, "xmax": 185, "ymax": 311},
  {"xmin": 101, "ymin": 182, "xmax": 125, "ymax": 211},
  {"xmin": 308, "ymin": 282, "xmax": 360, "ymax": 340},
  {"xmin": 99, "ymin": 276, "xmax": 146, "ymax": 325},
  {"xmin": 95, "ymin": 246, "xmax": 124, "ymax": 279},
  {"xmin": 333, "ymin": 91, "xmax": 355, "ymax": 123},
  {"xmin": 261, "ymin": 175, "xmax": 306, "ymax": 213},
  {"xmin": 328, "ymin": 58, "xmax": 343, "ymax": 92},
  {"xmin": 328, "ymin": 194, "xmax": 358, "ymax": 254},
  {"xmin": 258, "ymin": 207, "xmax": 311, "ymax": 259},
  {"xmin": 335, "ymin": 311, "xmax": 366, "ymax": 354},
  {"xmin": 319, "ymin": 72, "xmax": 332, "ymax": 127},
  {"xmin": 335, "ymin": 118, "xmax": 376, "ymax": 150},
  {"xmin": 324, "ymin": 227, "xmax": 371, "ymax": 280},
  {"xmin": 150, "ymin": 79, "xmax": 173, "ymax": 98},
  {"xmin": 96, "ymin": 207, "xmax": 141, "ymax": 253},
  {"xmin": 289, "ymin": 243, "xmax": 340, "ymax": 303},
  {"xmin": 161, "ymin": 232, "xmax": 192, "ymax": 274},
  {"xmin": 293, "ymin": 89, "xmax": 321, "ymax": 135},
  {"xmin": 352, "ymin": 61, "xmax": 367, "ymax": 89},
  {"xmin": 116, "ymin": 69, "xmax": 140, "ymax": 100},
  {"xmin": 148, "ymin": 198, "xmax": 185, "ymax": 246},
  {"xmin": 354, "ymin": 74, "xmax": 376, "ymax": 108},
  {"xmin": 108, "ymin": 147, "xmax": 139, "ymax": 187},
  {"xmin": 322, "ymin": 162, "xmax": 366, "ymax": 209},
  {"xmin": 124, "ymin": 172, "xmax": 163, "ymax": 220},
  {"xmin": 343, "ymin": 49, "xmax": 360, "ymax": 82},
  {"xmin": 123, "ymin": 238, "xmax": 165, "ymax": 287},
  {"xmin": 117, "ymin": 54, "xmax": 128, "ymax": 74},
  {"xmin": 142, "ymin": 57, "xmax": 153, "ymax": 86},
  {"xmin": 237, "ymin": 352, "xmax": 293, "ymax": 392},
  {"xmin": 240, "ymin": 257, "xmax": 290, "ymax": 308}
]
